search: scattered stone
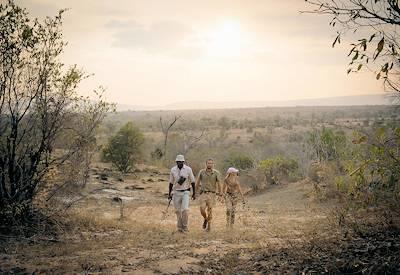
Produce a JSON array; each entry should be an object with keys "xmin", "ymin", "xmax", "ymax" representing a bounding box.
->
[
  {"xmin": 158, "ymin": 178, "xmax": 167, "ymax": 182},
  {"xmin": 147, "ymin": 178, "xmax": 155, "ymax": 182},
  {"xmin": 112, "ymin": 197, "xmax": 122, "ymax": 203},
  {"xmin": 100, "ymin": 173, "xmax": 108, "ymax": 181},
  {"xmin": 125, "ymin": 185, "xmax": 145, "ymax": 190},
  {"xmin": 10, "ymin": 267, "xmax": 27, "ymax": 274}
]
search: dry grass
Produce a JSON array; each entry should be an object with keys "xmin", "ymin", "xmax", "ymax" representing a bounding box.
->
[{"xmin": 0, "ymin": 172, "xmax": 334, "ymax": 274}]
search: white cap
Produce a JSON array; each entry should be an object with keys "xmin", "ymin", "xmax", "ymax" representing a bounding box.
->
[
  {"xmin": 227, "ymin": 167, "xmax": 239, "ymax": 174},
  {"xmin": 175, "ymin": 154, "xmax": 185, "ymax": 162}
]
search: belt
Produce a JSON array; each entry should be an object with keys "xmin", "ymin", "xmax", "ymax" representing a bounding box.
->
[{"xmin": 176, "ymin": 188, "xmax": 191, "ymax": 192}]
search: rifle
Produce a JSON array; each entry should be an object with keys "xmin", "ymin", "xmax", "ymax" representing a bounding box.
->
[{"xmin": 161, "ymin": 197, "xmax": 173, "ymax": 220}]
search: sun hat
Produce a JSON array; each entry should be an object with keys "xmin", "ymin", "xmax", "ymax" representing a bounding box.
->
[
  {"xmin": 227, "ymin": 167, "xmax": 239, "ymax": 174},
  {"xmin": 175, "ymin": 154, "xmax": 185, "ymax": 162}
]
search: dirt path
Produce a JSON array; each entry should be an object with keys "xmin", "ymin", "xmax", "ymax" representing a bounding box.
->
[{"xmin": 0, "ymin": 173, "xmax": 333, "ymax": 274}]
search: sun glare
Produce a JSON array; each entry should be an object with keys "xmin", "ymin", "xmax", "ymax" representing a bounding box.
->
[{"xmin": 204, "ymin": 21, "xmax": 244, "ymax": 58}]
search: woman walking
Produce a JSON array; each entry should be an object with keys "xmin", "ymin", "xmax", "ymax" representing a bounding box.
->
[{"xmin": 222, "ymin": 167, "xmax": 245, "ymax": 228}]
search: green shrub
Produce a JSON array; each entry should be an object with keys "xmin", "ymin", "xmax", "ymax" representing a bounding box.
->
[
  {"xmin": 224, "ymin": 154, "xmax": 254, "ymax": 172},
  {"xmin": 102, "ymin": 122, "xmax": 144, "ymax": 173},
  {"xmin": 258, "ymin": 156, "xmax": 299, "ymax": 184}
]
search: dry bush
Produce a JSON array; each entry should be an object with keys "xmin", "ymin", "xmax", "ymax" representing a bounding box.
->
[
  {"xmin": 241, "ymin": 169, "xmax": 267, "ymax": 194},
  {"xmin": 307, "ymin": 161, "xmax": 342, "ymax": 200},
  {"xmin": 201, "ymin": 212, "xmax": 400, "ymax": 274}
]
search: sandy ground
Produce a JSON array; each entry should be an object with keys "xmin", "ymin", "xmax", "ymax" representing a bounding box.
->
[{"xmin": 0, "ymin": 167, "xmax": 333, "ymax": 274}]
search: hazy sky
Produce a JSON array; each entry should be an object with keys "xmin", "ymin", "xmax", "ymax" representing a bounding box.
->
[{"xmin": 16, "ymin": 0, "xmax": 383, "ymax": 107}]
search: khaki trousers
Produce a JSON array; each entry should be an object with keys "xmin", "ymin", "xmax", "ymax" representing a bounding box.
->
[{"xmin": 225, "ymin": 193, "xmax": 238, "ymax": 227}]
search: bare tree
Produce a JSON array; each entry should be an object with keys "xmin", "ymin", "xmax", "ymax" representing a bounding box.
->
[
  {"xmin": 182, "ymin": 129, "xmax": 205, "ymax": 155},
  {"xmin": 304, "ymin": 0, "xmax": 400, "ymax": 99},
  {"xmin": 159, "ymin": 115, "xmax": 181, "ymax": 161}
]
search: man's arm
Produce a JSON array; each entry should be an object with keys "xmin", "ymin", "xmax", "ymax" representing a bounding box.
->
[
  {"xmin": 195, "ymin": 171, "xmax": 202, "ymax": 193},
  {"xmin": 189, "ymin": 169, "xmax": 196, "ymax": 199},
  {"xmin": 168, "ymin": 182, "xmax": 173, "ymax": 200},
  {"xmin": 216, "ymin": 172, "xmax": 222, "ymax": 195},
  {"xmin": 191, "ymin": 181, "xmax": 196, "ymax": 200},
  {"xmin": 168, "ymin": 170, "xmax": 174, "ymax": 200}
]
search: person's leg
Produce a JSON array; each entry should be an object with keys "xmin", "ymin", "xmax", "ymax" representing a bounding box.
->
[
  {"xmin": 199, "ymin": 195, "xmax": 208, "ymax": 229},
  {"xmin": 225, "ymin": 195, "xmax": 232, "ymax": 227},
  {"xmin": 206, "ymin": 194, "xmax": 215, "ymax": 231},
  {"xmin": 181, "ymin": 191, "xmax": 190, "ymax": 231},
  {"xmin": 173, "ymin": 192, "xmax": 183, "ymax": 231},
  {"xmin": 231, "ymin": 195, "xmax": 238, "ymax": 226}
]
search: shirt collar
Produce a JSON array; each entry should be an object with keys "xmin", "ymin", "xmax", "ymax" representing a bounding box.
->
[
  {"xmin": 176, "ymin": 164, "xmax": 187, "ymax": 170},
  {"xmin": 205, "ymin": 168, "xmax": 214, "ymax": 174}
]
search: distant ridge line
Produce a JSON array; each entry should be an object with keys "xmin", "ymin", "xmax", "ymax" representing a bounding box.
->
[{"xmin": 116, "ymin": 94, "xmax": 395, "ymax": 111}]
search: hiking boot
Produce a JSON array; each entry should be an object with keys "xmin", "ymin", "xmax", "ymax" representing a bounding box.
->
[
  {"xmin": 178, "ymin": 228, "xmax": 188, "ymax": 234},
  {"xmin": 202, "ymin": 219, "xmax": 208, "ymax": 229}
]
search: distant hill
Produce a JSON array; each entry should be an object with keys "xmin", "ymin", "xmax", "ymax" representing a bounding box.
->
[{"xmin": 116, "ymin": 94, "xmax": 395, "ymax": 111}]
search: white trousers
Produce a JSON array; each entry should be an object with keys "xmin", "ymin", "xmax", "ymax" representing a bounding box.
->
[
  {"xmin": 173, "ymin": 191, "xmax": 190, "ymax": 231},
  {"xmin": 173, "ymin": 190, "xmax": 190, "ymax": 211}
]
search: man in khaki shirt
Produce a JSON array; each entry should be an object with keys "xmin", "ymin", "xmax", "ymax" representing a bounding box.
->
[{"xmin": 195, "ymin": 158, "xmax": 222, "ymax": 231}]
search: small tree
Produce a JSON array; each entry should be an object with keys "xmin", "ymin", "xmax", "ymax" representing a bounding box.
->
[
  {"xmin": 305, "ymin": 127, "xmax": 347, "ymax": 162},
  {"xmin": 0, "ymin": 1, "xmax": 111, "ymax": 225},
  {"xmin": 102, "ymin": 122, "xmax": 144, "ymax": 173},
  {"xmin": 342, "ymin": 127, "xmax": 400, "ymax": 211},
  {"xmin": 151, "ymin": 147, "xmax": 163, "ymax": 160}
]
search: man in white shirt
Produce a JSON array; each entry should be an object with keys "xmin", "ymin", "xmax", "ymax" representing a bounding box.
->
[{"xmin": 168, "ymin": 154, "xmax": 196, "ymax": 232}]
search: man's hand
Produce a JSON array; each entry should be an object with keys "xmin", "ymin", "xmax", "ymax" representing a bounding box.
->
[{"xmin": 192, "ymin": 193, "xmax": 196, "ymax": 200}]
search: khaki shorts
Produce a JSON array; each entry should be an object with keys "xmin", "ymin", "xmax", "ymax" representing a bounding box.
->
[{"xmin": 199, "ymin": 192, "xmax": 216, "ymax": 208}]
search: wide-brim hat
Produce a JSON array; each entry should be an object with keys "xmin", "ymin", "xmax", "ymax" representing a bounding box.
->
[{"xmin": 175, "ymin": 154, "xmax": 185, "ymax": 162}]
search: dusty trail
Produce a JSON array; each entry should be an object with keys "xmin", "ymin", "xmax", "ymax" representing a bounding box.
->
[{"xmin": 0, "ymin": 168, "xmax": 332, "ymax": 274}]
